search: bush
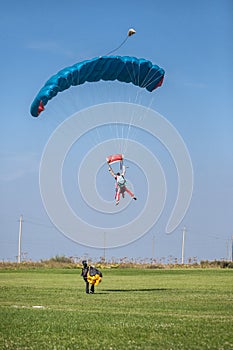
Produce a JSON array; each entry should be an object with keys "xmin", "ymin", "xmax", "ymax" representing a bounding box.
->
[
  {"xmin": 49, "ymin": 255, "xmax": 74, "ymax": 263},
  {"xmin": 200, "ymin": 260, "xmax": 233, "ymax": 268}
]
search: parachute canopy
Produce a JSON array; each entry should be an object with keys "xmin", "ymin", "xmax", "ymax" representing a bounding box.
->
[
  {"xmin": 87, "ymin": 266, "xmax": 102, "ymax": 286},
  {"xmin": 30, "ymin": 55, "xmax": 165, "ymax": 117}
]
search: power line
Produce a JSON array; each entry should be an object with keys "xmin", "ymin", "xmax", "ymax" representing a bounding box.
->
[{"xmin": 24, "ymin": 219, "xmax": 55, "ymax": 229}]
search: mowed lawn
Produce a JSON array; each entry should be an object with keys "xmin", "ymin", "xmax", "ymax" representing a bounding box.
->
[{"xmin": 0, "ymin": 268, "xmax": 232, "ymax": 350}]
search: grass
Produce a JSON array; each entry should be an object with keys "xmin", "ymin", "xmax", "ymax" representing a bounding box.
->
[{"xmin": 0, "ymin": 268, "xmax": 233, "ymax": 349}]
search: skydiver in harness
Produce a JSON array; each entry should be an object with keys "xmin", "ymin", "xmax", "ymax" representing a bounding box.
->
[{"xmin": 108, "ymin": 165, "xmax": 137, "ymax": 206}]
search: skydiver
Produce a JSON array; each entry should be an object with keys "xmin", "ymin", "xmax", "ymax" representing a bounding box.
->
[
  {"xmin": 108, "ymin": 165, "xmax": 137, "ymax": 205},
  {"xmin": 80, "ymin": 260, "xmax": 94, "ymax": 294}
]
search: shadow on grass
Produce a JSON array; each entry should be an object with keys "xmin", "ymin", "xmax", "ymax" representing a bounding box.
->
[{"xmin": 101, "ymin": 288, "xmax": 168, "ymax": 293}]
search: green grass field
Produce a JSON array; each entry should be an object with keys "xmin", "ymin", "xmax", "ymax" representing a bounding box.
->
[{"xmin": 0, "ymin": 268, "xmax": 232, "ymax": 350}]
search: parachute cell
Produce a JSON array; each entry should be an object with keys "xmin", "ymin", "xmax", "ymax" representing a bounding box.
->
[{"xmin": 30, "ymin": 56, "xmax": 165, "ymax": 117}]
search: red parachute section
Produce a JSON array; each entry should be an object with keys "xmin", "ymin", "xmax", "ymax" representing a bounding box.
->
[
  {"xmin": 37, "ymin": 100, "xmax": 45, "ymax": 115},
  {"xmin": 106, "ymin": 154, "xmax": 124, "ymax": 165}
]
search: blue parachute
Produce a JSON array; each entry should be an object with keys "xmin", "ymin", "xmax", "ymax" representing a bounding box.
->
[{"xmin": 30, "ymin": 55, "xmax": 165, "ymax": 117}]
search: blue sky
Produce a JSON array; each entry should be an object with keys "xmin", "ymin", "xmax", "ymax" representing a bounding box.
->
[{"xmin": 1, "ymin": 0, "xmax": 233, "ymax": 262}]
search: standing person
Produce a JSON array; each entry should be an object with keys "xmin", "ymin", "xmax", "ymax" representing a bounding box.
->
[
  {"xmin": 80, "ymin": 260, "xmax": 94, "ymax": 294},
  {"xmin": 108, "ymin": 165, "xmax": 137, "ymax": 205}
]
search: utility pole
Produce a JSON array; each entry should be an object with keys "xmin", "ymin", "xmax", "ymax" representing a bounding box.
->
[
  {"xmin": 103, "ymin": 232, "xmax": 106, "ymax": 263},
  {"xmin": 152, "ymin": 235, "xmax": 155, "ymax": 260},
  {"xmin": 226, "ymin": 239, "xmax": 229, "ymax": 261},
  {"xmin": 18, "ymin": 215, "xmax": 23, "ymax": 263},
  {"xmin": 231, "ymin": 235, "xmax": 233, "ymax": 262},
  {"xmin": 181, "ymin": 226, "xmax": 187, "ymax": 264}
]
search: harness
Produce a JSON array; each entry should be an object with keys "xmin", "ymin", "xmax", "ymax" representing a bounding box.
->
[{"xmin": 116, "ymin": 175, "xmax": 126, "ymax": 187}]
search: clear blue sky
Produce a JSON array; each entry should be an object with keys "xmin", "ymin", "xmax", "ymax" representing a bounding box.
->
[{"xmin": 1, "ymin": 0, "xmax": 233, "ymax": 262}]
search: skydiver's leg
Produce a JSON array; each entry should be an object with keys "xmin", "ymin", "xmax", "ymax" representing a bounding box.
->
[
  {"xmin": 116, "ymin": 187, "xmax": 120, "ymax": 205},
  {"xmin": 85, "ymin": 281, "xmax": 89, "ymax": 294},
  {"xmin": 124, "ymin": 187, "xmax": 134, "ymax": 197},
  {"xmin": 90, "ymin": 284, "xmax": 95, "ymax": 294},
  {"xmin": 114, "ymin": 182, "xmax": 118, "ymax": 199},
  {"xmin": 125, "ymin": 187, "xmax": 137, "ymax": 200}
]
